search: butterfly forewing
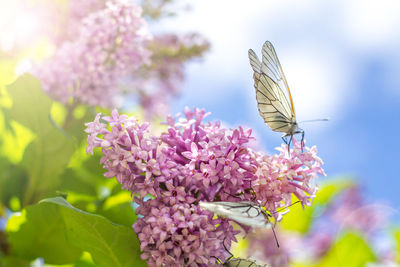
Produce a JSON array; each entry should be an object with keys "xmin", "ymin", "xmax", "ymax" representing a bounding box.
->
[
  {"xmin": 248, "ymin": 41, "xmax": 299, "ymax": 137},
  {"xmin": 199, "ymin": 201, "xmax": 272, "ymax": 228},
  {"xmin": 261, "ymin": 41, "xmax": 295, "ymax": 118}
]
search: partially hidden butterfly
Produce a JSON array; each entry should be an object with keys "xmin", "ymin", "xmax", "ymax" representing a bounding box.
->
[
  {"xmin": 199, "ymin": 201, "xmax": 273, "ymax": 228},
  {"xmin": 213, "ymin": 236, "xmax": 269, "ymax": 267},
  {"xmin": 248, "ymin": 41, "xmax": 303, "ymax": 148},
  {"xmin": 199, "ymin": 201, "xmax": 280, "ymax": 247},
  {"xmin": 221, "ymin": 256, "xmax": 268, "ymax": 267}
]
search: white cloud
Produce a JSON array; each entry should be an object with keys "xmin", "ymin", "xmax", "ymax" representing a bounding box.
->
[{"xmin": 338, "ymin": 0, "xmax": 400, "ymax": 49}]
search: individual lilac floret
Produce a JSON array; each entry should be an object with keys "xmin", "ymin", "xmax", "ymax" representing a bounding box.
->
[
  {"xmin": 33, "ymin": 0, "xmax": 152, "ymax": 107},
  {"xmin": 253, "ymin": 139, "xmax": 325, "ymax": 214}
]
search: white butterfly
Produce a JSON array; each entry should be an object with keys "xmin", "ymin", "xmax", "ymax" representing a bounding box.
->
[
  {"xmin": 248, "ymin": 41, "xmax": 303, "ymax": 147},
  {"xmin": 199, "ymin": 201, "xmax": 273, "ymax": 228},
  {"xmin": 200, "ymin": 201, "xmax": 281, "ymax": 247}
]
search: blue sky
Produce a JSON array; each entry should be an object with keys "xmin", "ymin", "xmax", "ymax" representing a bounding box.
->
[{"xmin": 155, "ymin": 0, "xmax": 400, "ymax": 215}]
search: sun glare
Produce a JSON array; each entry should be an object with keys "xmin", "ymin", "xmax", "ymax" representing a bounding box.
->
[{"xmin": 0, "ymin": 2, "xmax": 42, "ymax": 52}]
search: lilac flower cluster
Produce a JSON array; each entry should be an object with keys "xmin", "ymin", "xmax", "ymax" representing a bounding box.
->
[
  {"xmin": 42, "ymin": 0, "xmax": 107, "ymax": 45},
  {"xmin": 253, "ymin": 140, "xmax": 325, "ymax": 214},
  {"xmin": 31, "ymin": 1, "xmax": 210, "ymax": 117},
  {"xmin": 330, "ymin": 185, "xmax": 388, "ymax": 233},
  {"xmin": 85, "ymin": 108, "xmax": 324, "ymax": 267},
  {"xmin": 33, "ymin": 0, "xmax": 152, "ymax": 107}
]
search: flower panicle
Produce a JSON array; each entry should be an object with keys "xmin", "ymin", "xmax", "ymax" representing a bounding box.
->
[{"xmin": 85, "ymin": 107, "xmax": 325, "ymax": 267}]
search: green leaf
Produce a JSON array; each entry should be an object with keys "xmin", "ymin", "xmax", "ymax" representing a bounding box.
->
[
  {"xmin": 280, "ymin": 178, "xmax": 355, "ymax": 233},
  {"xmin": 59, "ymin": 153, "xmax": 105, "ymax": 197},
  {"xmin": 279, "ymin": 196, "xmax": 313, "ymax": 233},
  {"xmin": 0, "ymin": 256, "xmax": 30, "ymax": 267},
  {"xmin": 0, "ymin": 113, "xmax": 35, "ymax": 164},
  {"xmin": 314, "ymin": 178, "xmax": 355, "ymax": 206},
  {"xmin": 7, "ymin": 201, "xmax": 82, "ymax": 264},
  {"xmin": 314, "ymin": 232, "xmax": 375, "ymax": 267},
  {"xmin": 5, "ymin": 74, "xmax": 77, "ymax": 205},
  {"xmin": 7, "ymin": 74, "xmax": 52, "ymax": 134},
  {"xmin": 7, "ymin": 197, "xmax": 145, "ymax": 266},
  {"xmin": 98, "ymin": 192, "xmax": 137, "ymax": 227},
  {"xmin": 0, "ymin": 156, "xmax": 27, "ymax": 209},
  {"xmin": 40, "ymin": 197, "xmax": 146, "ymax": 267}
]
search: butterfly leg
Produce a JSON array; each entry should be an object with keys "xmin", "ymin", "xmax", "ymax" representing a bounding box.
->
[
  {"xmin": 287, "ymin": 135, "xmax": 293, "ymax": 154},
  {"xmin": 301, "ymin": 131, "xmax": 305, "ymax": 152},
  {"xmin": 281, "ymin": 135, "xmax": 291, "ymax": 155},
  {"xmin": 271, "ymin": 222, "xmax": 280, "ymax": 248},
  {"xmin": 222, "ymin": 237, "xmax": 234, "ymax": 261}
]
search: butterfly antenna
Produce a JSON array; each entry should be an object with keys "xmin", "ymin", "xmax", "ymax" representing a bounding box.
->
[
  {"xmin": 222, "ymin": 190, "xmax": 242, "ymax": 200},
  {"xmin": 271, "ymin": 224, "xmax": 280, "ymax": 248},
  {"xmin": 274, "ymin": 201, "xmax": 301, "ymax": 214},
  {"xmin": 299, "ymin": 118, "xmax": 330, "ymax": 123}
]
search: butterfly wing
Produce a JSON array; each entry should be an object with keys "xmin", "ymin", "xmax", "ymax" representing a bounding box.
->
[
  {"xmin": 199, "ymin": 201, "xmax": 271, "ymax": 228},
  {"xmin": 249, "ymin": 41, "xmax": 297, "ymax": 134},
  {"xmin": 226, "ymin": 258, "xmax": 268, "ymax": 267}
]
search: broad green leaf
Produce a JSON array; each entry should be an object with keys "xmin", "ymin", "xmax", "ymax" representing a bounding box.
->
[
  {"xmin": 0, "ymin": 114, "xmax": 35, "ymax": 164},
  {"xmin": 41, "ymin": 197, "xmax": 145, "ymax": 267},
  {"xmin": 98, "ymin": 192, "xmax": 137, "ymax": 227},
  {"xmin": 314, "ymin": 232, "xmax": 375, "ymax": 267},
  {"xmin": 7, "ymin": 74, "xmax": 52, "ymax": 133},
  {"xmin": 7, "ymin": 197, "xmax": 145, "ymax": 266},
  {"xmin": 0, "ymin": 256, "xmax": 30, "ymax": 267},
  {"xmin": 59, "ymin": 168, "xmax": 99, "ymax": 197},
  {"xmin": 7, "ymin": 202, "xmax": 82, "ymax": 264},
  {"xmin": 5, "ymin": 75, "xmax": 76, "ymax": 205},
  {"xmin": 0, "ymin": 156, "xmax": 27, "ymax": 210},
  {"xmin": 63, "ymin": 105, "xmax": 94, "ymax": 143}
]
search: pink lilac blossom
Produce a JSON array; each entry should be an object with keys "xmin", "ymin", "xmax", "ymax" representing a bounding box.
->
[
  {"xmin": 252, "ymin": 139, "xmax": 325, "ymax": 216},
  {"xmin": 85, "ymin": 107, "xmax": 324, "ymax": 267},
  {"xmin": 330, "ymin": 186, "xmax": 388, "ymax": 233},
  {"xmin": 131, "ymin": 33, "xmax": 210, "ymax": 118},
  {"xmin": 33, "ymin": 0, "xmax": 152, "ymax": 107},
  {"xmin": 42, "ymin": 0, "xmax": 107, "ymax": 45},
  {"xmin": 63, "ymin": 0, "xmax": 106, "ymax": 42}
]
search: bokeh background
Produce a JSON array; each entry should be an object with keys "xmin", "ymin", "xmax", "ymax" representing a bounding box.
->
[
  {"xmin": 1, "ymin": 0, "xmax": 400, "ymax": 266},
  {"xmin": 160, "ymin": 0, "xmax": 400, "ymax": 213}
]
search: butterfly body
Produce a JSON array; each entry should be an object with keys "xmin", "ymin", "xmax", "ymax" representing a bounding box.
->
[{"xmin": 249, "ymin": 41, "xmax": 304, "ymax": 147}]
